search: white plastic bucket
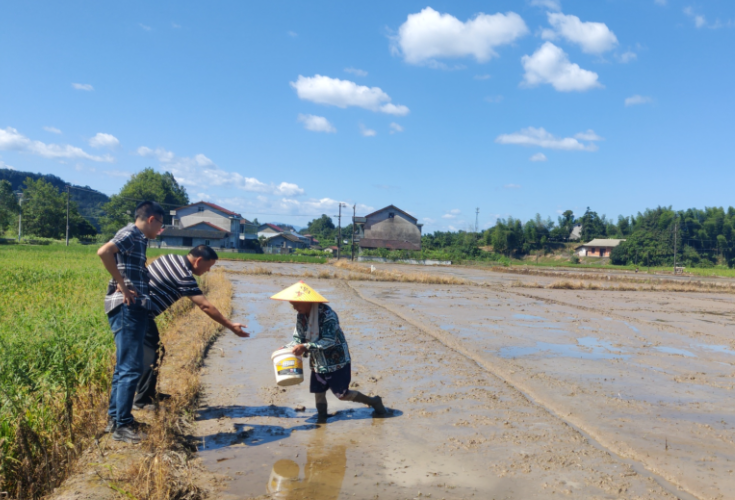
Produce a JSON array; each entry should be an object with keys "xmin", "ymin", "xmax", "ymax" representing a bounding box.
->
[{"xmin": 271, "ymin": 348, "xmax": 304, "ymax": 386}]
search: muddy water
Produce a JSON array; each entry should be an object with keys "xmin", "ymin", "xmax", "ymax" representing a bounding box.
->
[
  {"xmin": 194, "ymin": 267, "xmax": 698, "ymax": 499},
  {"xmin": 353, "ymin": 282, "xmax": 735, "ymax": 500}
]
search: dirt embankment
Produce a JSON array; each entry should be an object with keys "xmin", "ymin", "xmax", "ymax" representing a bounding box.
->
[{"xmin": 49, "ymin": 269, "xmax": 233, "ymax": 500}]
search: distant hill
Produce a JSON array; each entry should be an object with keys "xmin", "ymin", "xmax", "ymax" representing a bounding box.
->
[{"xmin": 0, "ymin": 168, "xmax": 109, "ymax": 230}]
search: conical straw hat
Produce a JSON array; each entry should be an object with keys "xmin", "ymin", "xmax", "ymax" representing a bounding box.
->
[{"xmin": 270, "ymin": 281, "xmax": 329, "ymax": 303}]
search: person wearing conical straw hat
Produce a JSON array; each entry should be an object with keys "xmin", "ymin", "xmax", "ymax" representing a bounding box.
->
[{"xmin": 271, "ymin": 281, "xmax": 387, "ymax": 423}]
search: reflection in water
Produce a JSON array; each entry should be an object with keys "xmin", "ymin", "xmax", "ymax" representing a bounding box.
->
[{"xmin": 267, "ymin": 431, "xmax": 347, "ymax": 500}]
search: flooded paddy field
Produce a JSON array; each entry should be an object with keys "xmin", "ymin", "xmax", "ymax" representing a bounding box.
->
[{"xmin": 194, "ymin": 261, "xmax": 734, "ymax": 499}]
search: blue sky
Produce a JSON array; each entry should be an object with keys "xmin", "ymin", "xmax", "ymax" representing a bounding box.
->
[{"xmin": 1, "ymin": 0, "xmax": 734, "ymax": 231}]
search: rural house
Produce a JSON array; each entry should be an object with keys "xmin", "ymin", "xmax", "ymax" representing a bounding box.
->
[
  {"xmin": 353, "ymin": 204, "xmax": 423, "ymax": 251},
  {"xmin": 257, "ymin": 223, "xmax": 284, "ymax": 239},
  {"xmin": 262, "ymin": 233, "xmax": 310, "ymax": 253},
  {"xmin": 576, "ymin": 238, "xmax": 626, "ymax": 258},
  {"xmin": 159, "ymin": 201, "xmax": 258, "ymax": 250}
]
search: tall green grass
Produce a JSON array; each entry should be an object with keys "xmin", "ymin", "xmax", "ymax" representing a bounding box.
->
[
  {"xmin": 0, "ymin": 245, "xmax": 114, "ymax": 498},
  {"xmin": 147, "ymin": 247, "xmax": 327, "ymax": 263}
]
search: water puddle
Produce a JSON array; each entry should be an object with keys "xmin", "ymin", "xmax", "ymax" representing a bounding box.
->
[
  {"xmin": 654, "ymin": 346, "xmax": 695, "ymax": 357},
  {"xmin": 266, "ymin": 444, "xmax": 348, "ymax": 500},
  {"xmin": 695, "ymin": 344, "xmax": 735, "ymax": 355},
  {"xmin": 512, "ymin": 314, "xmax": 547, "ymax": 321},
  {"xmin": 498, "ymin": 336, "xmax": 629, "ymax": 360},
  {"xmin": 623, "ymin": 322, "xmax": 641, "ymax": 333}
]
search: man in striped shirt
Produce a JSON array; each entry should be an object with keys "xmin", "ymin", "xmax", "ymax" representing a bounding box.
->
[{"xmin": 132, "ymin": 245, "xmax": 249, "ymax": 411}]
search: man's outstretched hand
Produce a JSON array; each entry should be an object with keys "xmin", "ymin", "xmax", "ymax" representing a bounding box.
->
[{"xmin": 230, "ymin": 323, "xmax": 250, "ymax": 338}]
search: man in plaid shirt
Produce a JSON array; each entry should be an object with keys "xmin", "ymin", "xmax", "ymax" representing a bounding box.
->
[{"xmin": 97, "ymin": 201, "xmax": 165, "ymax": 444}]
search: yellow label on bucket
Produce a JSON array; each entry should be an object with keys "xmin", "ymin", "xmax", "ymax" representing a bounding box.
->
[{"xmin": 276, "ymin": 356, "xmax": 303, "ymax": 376}]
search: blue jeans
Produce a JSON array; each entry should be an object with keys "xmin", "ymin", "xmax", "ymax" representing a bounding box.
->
[{"xmin": 107, "ymin": 304, "xmax": 148, "ymax": 426}]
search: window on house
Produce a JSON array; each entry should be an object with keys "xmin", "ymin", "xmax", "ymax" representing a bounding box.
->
[
  {"xmin": 388, "ymin": 212, "xmax": 395, "ymax": 218},
  {"xmin": 205, "ymin": 239, "xmax": 210, "ymax": 245},
  {"xmin": 198, "ymin": 206, "xmax": 205, "ymax": 212},
  {"xmin": 182, "ymin": 237, "xmax": 193, "ymax": 246}
]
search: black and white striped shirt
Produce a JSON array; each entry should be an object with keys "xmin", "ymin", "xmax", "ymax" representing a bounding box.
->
[{"xmin": 147, "ymin": 254, "xmax": 203, "ymax": 317}]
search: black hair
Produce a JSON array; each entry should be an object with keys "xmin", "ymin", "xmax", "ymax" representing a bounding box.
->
[
  {"xmin": 189, "ymin": 245, "xmax": 218, "ymax": 261},
  {"xmin": 134, "ymin": 201, "xmax": 166, "ymax": 221}
]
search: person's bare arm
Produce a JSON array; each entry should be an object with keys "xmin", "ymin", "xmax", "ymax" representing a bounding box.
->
[
  {"xmin": 189, "ymin": 294, "xmax": 250, "ymax": 337},
  {"xmin": 97, "ymin": 242, "xmax": 136, "ymax": 305}
]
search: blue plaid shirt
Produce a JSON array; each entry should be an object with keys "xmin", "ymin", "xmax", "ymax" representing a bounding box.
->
[{"xmin": 104, "ymin": 223, "xmax": 150, "ymax": 314}]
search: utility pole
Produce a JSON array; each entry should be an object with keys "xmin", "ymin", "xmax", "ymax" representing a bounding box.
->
[
  {"xmin": 15, "ymin": 192, "xmax": 23, "ymax": 242},
  {"xmin": 475, "ymin": 207, "xmax": 480, "ymax": 234},
  {"xmin": 351, "ymin": 204, "xmax": 356, "ymax": 262},
  {"xmin": 65, "ymin": 185, "xmax": 70, "ymax": 246},
  {"xmin": 673, "ymin": 215, "xmax": 678, "ymax": 273},
  {"xmin": 337, "ymin": 203, "xmax": 343, "ymax": 259}
]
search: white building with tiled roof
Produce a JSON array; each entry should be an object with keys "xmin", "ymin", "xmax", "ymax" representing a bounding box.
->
[{"xmin": 159, "ymin": 201, "xmax": 257, "ymax": 249}]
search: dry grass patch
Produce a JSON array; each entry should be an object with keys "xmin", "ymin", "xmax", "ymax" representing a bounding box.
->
[
  {"xmin": 513, "ymin": 278, "xmax": 735, "ymax": 294},
  {"xmin": 332, "ymin": 260, "xmax": 470, "ymax": 285}
]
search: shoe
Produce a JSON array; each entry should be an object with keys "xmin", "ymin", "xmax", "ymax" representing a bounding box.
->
[
  {"xmin": 103, "ymin": 417, "xmax": 116, "ymax": 434},
  {"xmin": 316, "ymin": 403, "xmax": 329, "ymax": 424},
  {"xmin": 112, "ymin": 422, "xmax": 147, "ymax": 444},
  {"xmin": 370, "ymin": 396, "xmax": 387, "ymax": 416},
  {"xmin": 132, "ymin": 402, "xmax": 159, "ymax": 411}
]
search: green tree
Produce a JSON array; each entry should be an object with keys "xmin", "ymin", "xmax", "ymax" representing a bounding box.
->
[
  {"xmin": 101, "ymin": 169, "xmax": 189, "ymax": 238},
  {"xmin": 20, "ymin": 178, "xmax": 94, "ymax": 239},
  {"xmin": 0, "ymin": 180, "xmax": 19, "ymax": 233}
]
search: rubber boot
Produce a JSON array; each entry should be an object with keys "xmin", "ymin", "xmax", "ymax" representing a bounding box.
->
[
  {"xmin": 352, "ymin": 392, "xmax": 387, "ymax": 416},
  {"xmin": 316, "ymin": 403, "xmax": 329, "ymax": 424}
]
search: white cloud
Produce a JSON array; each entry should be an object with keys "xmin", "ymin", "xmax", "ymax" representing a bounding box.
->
[
  {"xmin": 172, "ymin": 22, "xmax": 181, "ymax": 28},
  {"xmin": 139, "ymin": 23, "xmax": 152, "ymax": 31},
  {"xmin": 288, "ymin": 31, "xmax": 298, "ymax": 37},
  {"xmin": 43, "ymin": 126, "xmax": 62, "ymax": 134},
  {"xmin": 683, "ymin": 7, "xmax": 707, "ymax": 28},
  {"xmin": 484, "ymin": 95, "xmax": 503, "ymax": 103},
  {"xmin": 530, "ymin": 0, "xmax": 561, "ymax": 11},
  {"xmin": 344, "ymin": 67, "xmax": 368, "ymax": 77},
  {"xmin": 504, "ymin": 184, "xmax": 522, "ymax": 189},
  {"xmin": 0, "ymin": 159, "xmax": 14, "ymax": 170},
  {"xmin": 617, "ymin": 51, "xmax": 637, "ymax": 63},
  {"xmin": 290, "ymin": 75, "xmax": 409, "ymax": 116},
  {"xmin": 0, "ymin": 127, "xmax": 113, "ymax": 162},
  {"xmin": 495, "ymin": 126, "xmax": 602, "ymax": 151},
  {"xmin": 655, "ymin": 0, "xmax": 666, "ymax": 5},
  {"xmin": 89, "ymin": 132, "xmax": 120, "ymax": 149},
  {"xmin": 530, "ymin": 152, "xmax": 547, "ymax": 162},
  {"xmin": 297, "ymin": 114, "xmax": 337, "ymax": 133},
  {"xmin": 625, "ymin": 95, "xmax": 652, "ymax": 106},
  {"xmin": 136, "ymin": 146, "xmax": 305, "ymax": 196},
  {"xmin": 197, "ymin": 192, "xmax": 211, "ymax": 200},
  {"xmin": 521, "ymin": 42, "xmax": 602, "ymax": 92},
  {"xmin": 104, "ymin": 170, "xmax": 133, "ymax": 178},
  {"xmin": 359, "ymin": 124, "xmax": 377, "ymax": 137},
  {"xmin": 72, "ymin": 83, "xmax": 94, "ymax": 91},
  {"xmin": 474, "ymin": 74, "xmax": 492, "ymax": 80},
  {"xmin": 442, "ymin": 209, "xmax": 461, "ymax": 219},
  {"xmin": 389, "ymin": 122, "xmax": 404, "ymax": 134},
  {"xmin": 541, "ymin": 13, "xmax": 618, "ymax": 54},
  {"xmin": 574, "ymin": 129, "xmax": 603, "ymax": 141},
  {"xmin": 276, "ymin": 197, "xmax": 373, "ymax": 217},
  {"xmin": 393, "ymin": 7, "xmax": 529, "ymax": 65},
  {"xmin": 422, "ymin": 217, "xmax": 435, "ymax": 224}
]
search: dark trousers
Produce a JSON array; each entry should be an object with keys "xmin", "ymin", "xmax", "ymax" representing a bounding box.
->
[
  {"xmin": 108, "ymin": 304, "xmax": 148, "ymax": 426},
  {"xmin": 134, "ymin": 315, "xmax": 164, "ymax": 406}
]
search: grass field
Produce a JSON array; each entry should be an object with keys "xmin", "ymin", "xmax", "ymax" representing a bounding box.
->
[
  {"xmin": 0, "ymin": 245, "xmax": 114, "ymax": 498},
  {"xmin": 147, "ymin": 247, "xmax": 327, "ymax": 263}
]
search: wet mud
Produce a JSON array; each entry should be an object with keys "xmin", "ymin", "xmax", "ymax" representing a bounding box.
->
[{"xmin": 192, "ymin": 261, "xmax": 735, "ymax": 499}]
